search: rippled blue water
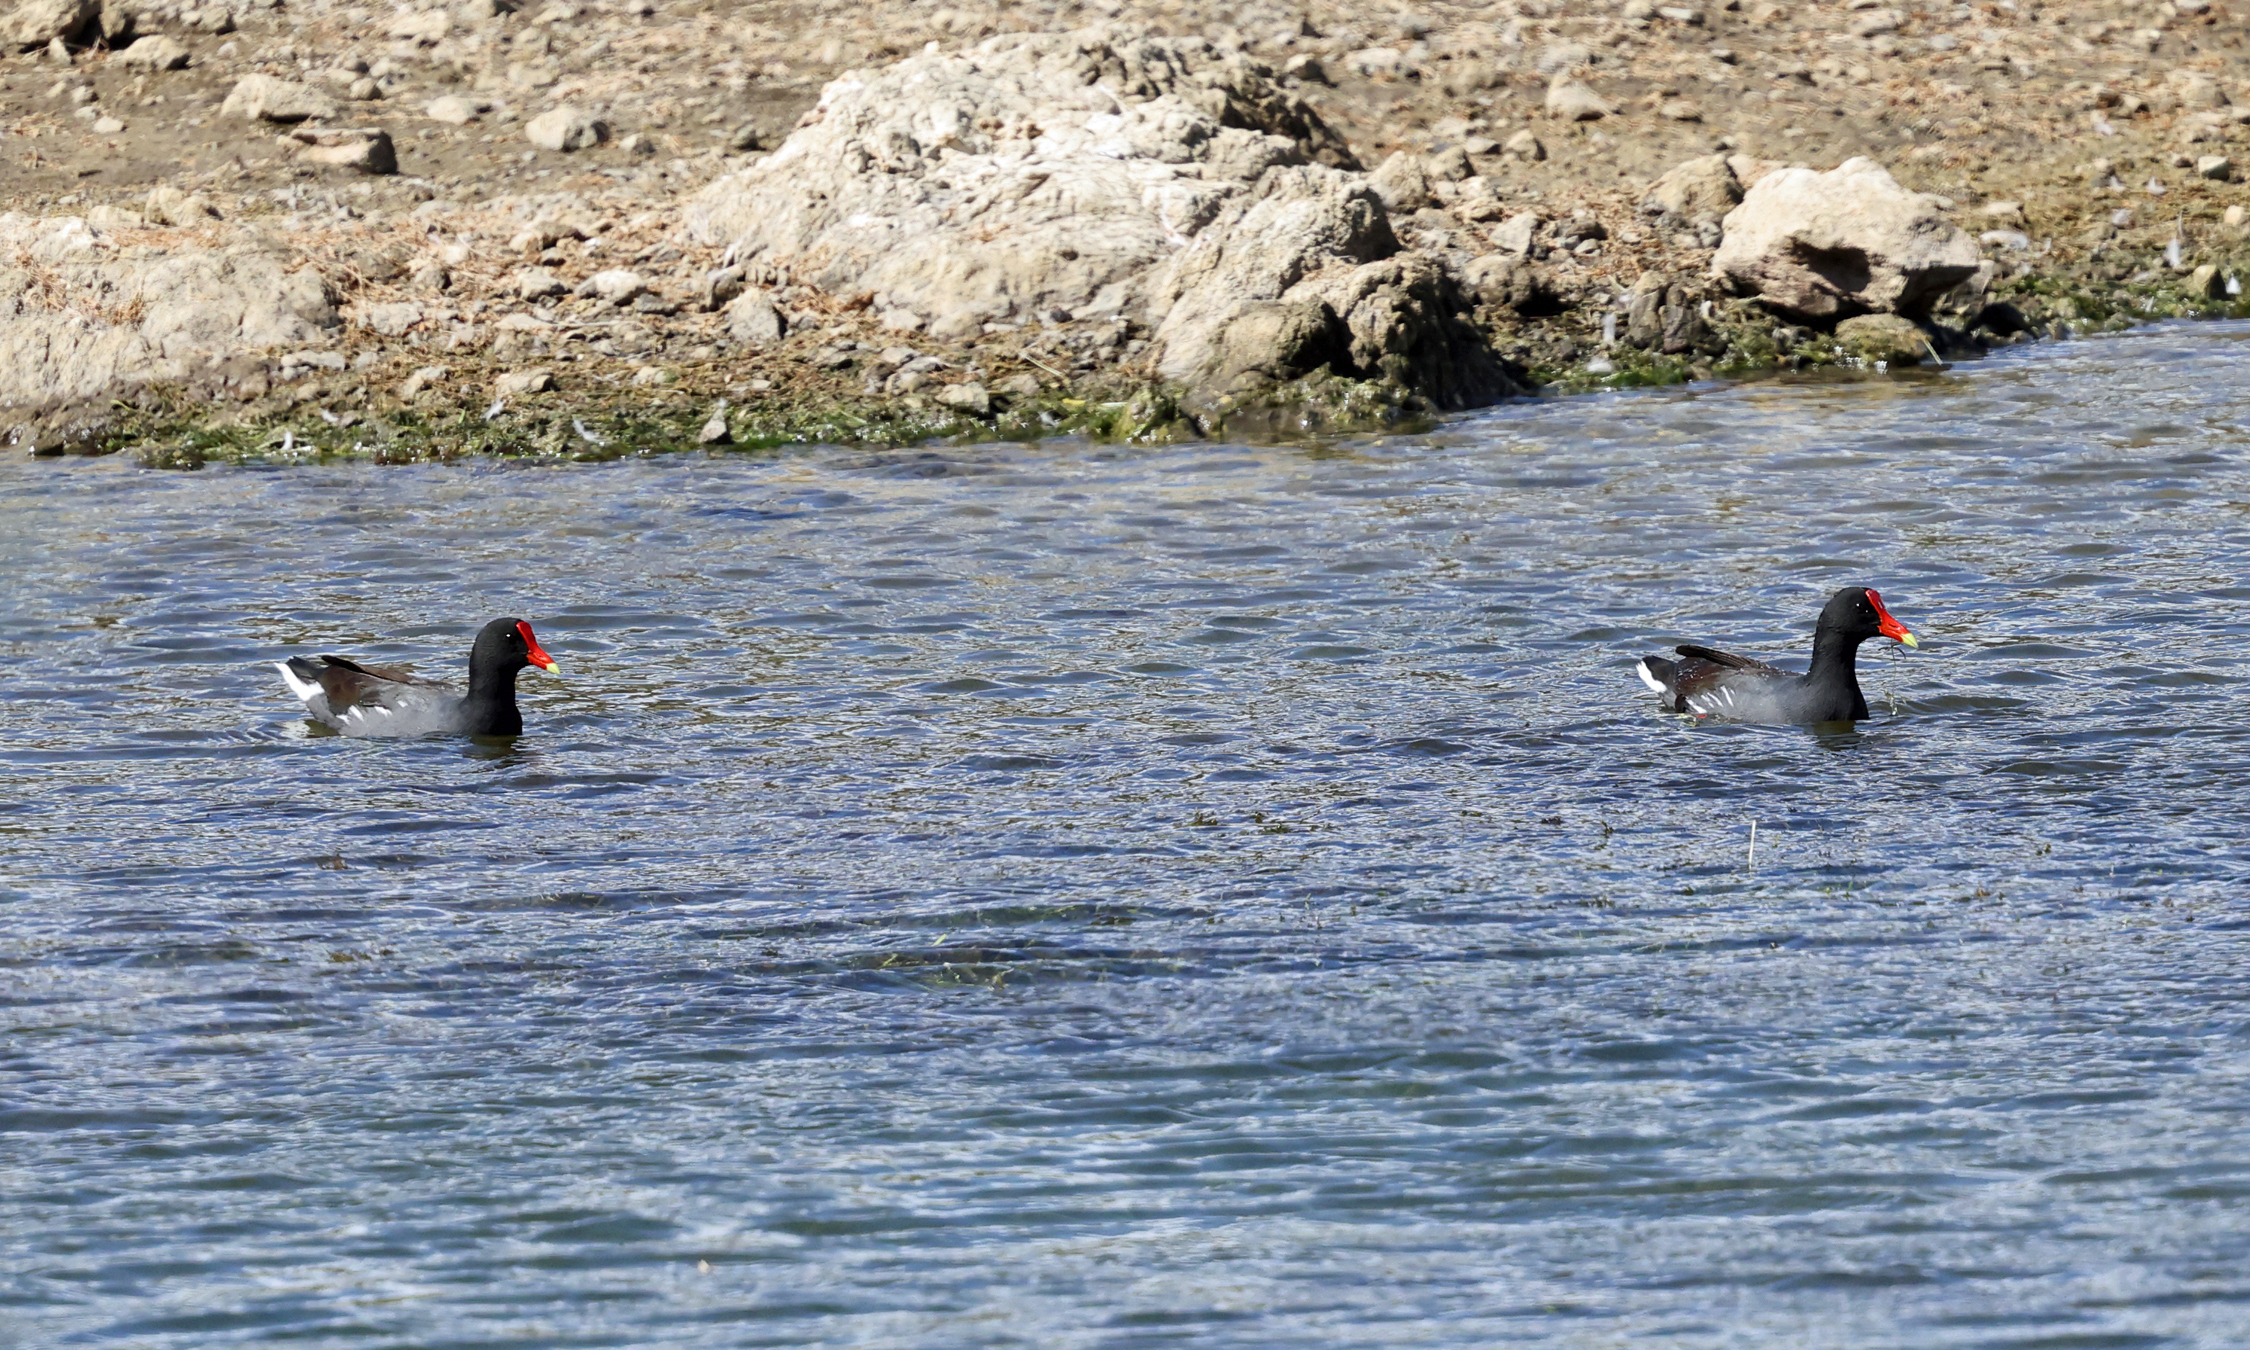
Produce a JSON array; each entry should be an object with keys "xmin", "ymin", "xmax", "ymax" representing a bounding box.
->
[{"xmin": 6, "ymin": 324, "xmax": 2250, "ymax": 1348}]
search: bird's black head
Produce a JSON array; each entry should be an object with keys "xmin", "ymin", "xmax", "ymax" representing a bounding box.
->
[
  {"xmin": 1817, "ymin": 586, "xmax": 1918, "ymax": 648},
  {"xmin": 469, "ymin": 617, "xmax": 560, "ymax": 677}
]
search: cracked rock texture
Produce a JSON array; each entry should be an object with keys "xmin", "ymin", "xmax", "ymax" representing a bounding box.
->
[
  {"xmin": 0, "ymin": 213, "xmax": 335, "ymax": 414},
  {"xmin": 685, "ymin": 30, "xmax": 1356, "ymax": 334},
  {"xmin": 1713, "ymin": 156, "xmax": 1983, "ymax": 321},
  {"xmin": 686, "ymin": 29, "xmax": 1513, "ymax": 409}
]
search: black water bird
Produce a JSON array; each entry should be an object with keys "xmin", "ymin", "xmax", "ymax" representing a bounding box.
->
[
  {"xmin": 1634, "ymin": 587, "xmax": 1918, "ymax": 724},
  {"xmin": 275, "ymin": 617, "xmax": 560, "ymax": 736}
]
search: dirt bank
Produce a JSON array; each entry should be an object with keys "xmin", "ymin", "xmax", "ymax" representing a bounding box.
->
[{"xmin": 3, "ymin": 0, "xmax": 2247, "ymax": 463}]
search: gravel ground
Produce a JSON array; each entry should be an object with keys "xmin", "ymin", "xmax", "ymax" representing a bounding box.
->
[{"xmin": 3, "ymin": 0, "xmax": 2247, "ymax": 458}]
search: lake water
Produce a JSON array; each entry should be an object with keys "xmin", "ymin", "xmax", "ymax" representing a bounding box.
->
[{"xmin": 5, "ymin": 324, "xmax": 2250, "ymax": 1348}]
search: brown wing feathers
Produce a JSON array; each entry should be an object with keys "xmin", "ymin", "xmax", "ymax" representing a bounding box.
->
[
  {"xmin": 288, "ymin": 655, "xmax": 437, "ymax": 712},
  {"xmin": 1674, "ymin": 644, "xmax": 1787, "ymax": 676}
]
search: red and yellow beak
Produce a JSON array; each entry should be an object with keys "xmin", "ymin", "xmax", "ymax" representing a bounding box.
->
[
  {"xmin": 1866, "ymin": 589, "xmax": 1918, "ymax": 649},
  {"xmin": 517, "ymin": 620, "xmax": 561, "ymax": 674}
]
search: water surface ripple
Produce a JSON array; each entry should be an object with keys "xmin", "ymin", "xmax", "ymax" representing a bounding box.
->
[{"xmin": 6, "ymin": 324, "xmax": 2250, "ymax": 1348}]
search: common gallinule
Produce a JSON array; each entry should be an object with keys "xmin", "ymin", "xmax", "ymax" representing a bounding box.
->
[
  {"xmin": 275, "ymin": 617, "xmax": 560, "ymax": 737},
  {"xmin": 1635, "ymin": 587, "xmax": 1918, "ymax": 724}
]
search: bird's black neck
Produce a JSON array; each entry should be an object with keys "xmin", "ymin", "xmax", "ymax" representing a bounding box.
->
[
  {"xmin": 1807, "ymin": 626, "xmax": 1865, "ymax": 684},
  {"xmin": 1806, "ymin": 626, "xmax": 1869, "ymax": 717},
  {"xmin": 462, "ymin": 666, "xmax": 524, "ymax": 736}
]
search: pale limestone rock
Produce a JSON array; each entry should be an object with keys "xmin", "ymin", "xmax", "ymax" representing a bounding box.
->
[
  {"xmin": 525, "ymin": 104, "xmax": 606, "ymax": 150},
  {"xmin": 2167, "ymin": 70, "xmax": 2228, "ymax": 109},
  {"xmin": 358, "ymin": 302, "xmax": 423, "ymax": 336},
  {"xmin": 385, "ymin": 7, "xmax": 449, "ymax": 42},
  {"xmin": 682, "ymin": 29, "xmax": 1354, "ymax": 348},
  {"xmin": 1624, "ymin": 271, "xmax": 1667, "ymax": 347},
  {"xmin": 1424, "ymin": 146, "xmax": 1473, "ymax": 182},
  {"xmin": 2, "ymin": 0, "xmax": 95, "ymax": 48},
  {"xmin": 222, "ymin": 73, "xmax": 338, "ymax": 123},
  {"xmin": 1533, "ymin": 42, "xmax": 1593, "ymax": 75},
  {"xmin": 425, "ymin": 94, "xmax": 485, "ymax": 124},
  {"xmin": 697, "ymin": 266, "xmax": 744, "ymax": 312},
  {"xmin": 493, "ymin": 368, "xmax": 554, "ymax": 396},
  {"xmin": 1712, "ymin": 157, "xmax": 1982, "ymax": 320},
  {"xmin": 1641, "ymin": 154, "xmax": 1741, "ymax": 223},
  {"xmin": 1345, "ymin": 46, "xmax": 1403, "ymax": 80},
  {"xmin": 1143, "ymin": 166, "xmax": 1393, "ymax": 387},
  {"xmin": 579, "ymin": 268, "xmax": 646, "ymax": 303},
  {"xmin": 1146, "ymin": 166, "xmax": 1514, "ymax": 411},
  {"xmin": 1461, "ymin": 253, "xmax": 1544, "ymax": 312},
  {"xmin": 1368, "ymin": 151, "xmax": 1433, "ymax": 213},
  {"xmin": 724, "ymin": 291, "xmax": 785, "ymax": 344},
  {"xmin": 1489, "ymin": 211, "xmax": 1539, "ymax": 256},
  {"xmin": 0, "ymin": 213, "xmax": 336, "ymax": 418},
  {"xmin": 286, "ymin": 127, "xmax": 396, "ymax": 173},
  {"xmin": 935, "ymin": 381, "xmax": 991, "ymax": 416},
  {"xmin": 116, "ymin": 33, "xmax": 188, "ymax": 69},
  {"xmin": 143, "ymin": 184, "xmax": 220, "ymax": 224},
  {"xmin": 1726, "ymin": 154, "xmax": 1790, "ymax": 189},
  {"xmin": 1545, "ymin": 77, "xmax": 1612, "ymax": 121},
  {"xmin": 678, "ymin": 29, "xmax": 1506, "ymax": 410},
  {"xmin": 508, "ymin": 219, "xmax": 586, "ymax": 251},
  {"xmin": 85, "ymin": 203, "xmax": 141, "ymax": 229}
]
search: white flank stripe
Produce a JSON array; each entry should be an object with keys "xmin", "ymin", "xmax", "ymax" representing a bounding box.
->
[
  {"xmin": 275, "ymin": 662, "xmax": 334, "ymax": 724},
  {"xmin": 275, "ymin": 661, "xmax": 322, "ymax": 704}
]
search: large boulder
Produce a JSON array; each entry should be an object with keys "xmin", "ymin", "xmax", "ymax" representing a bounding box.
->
[
  {"xmin": 2, "ymin": 0, "xmax": 95, "ymax": 47},
  {"xmin": 683, "ymin": 30, "xmax": 1513, "ymax": 413},
  {"xmin": 1712, "ymin": 156, "xmax": 1982, "ymax": 321},
  {"xmin": 686, "ymin": 32, "xmax": 1353, "ymax": 338},
  {"xmin": 0, "ymin": 213, "xmax": 337, "ymax": 424}
]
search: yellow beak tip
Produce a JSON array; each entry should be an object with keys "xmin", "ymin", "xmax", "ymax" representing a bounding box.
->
[{"xmin": 1900, "ymin": 633, "xmax": 1919, "ymax": 649}]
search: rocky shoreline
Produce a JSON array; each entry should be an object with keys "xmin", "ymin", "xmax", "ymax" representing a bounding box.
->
[{"xmin": 2, "ymin": 0, "xmax": 2246, "ymax": 465}]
